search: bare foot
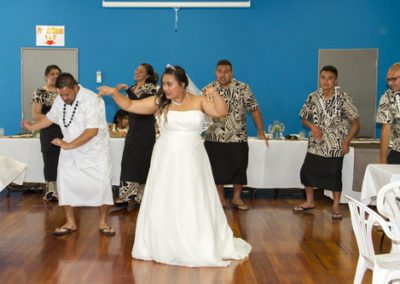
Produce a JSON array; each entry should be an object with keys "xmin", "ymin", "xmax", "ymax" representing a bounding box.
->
[{"xmin": 231, "ymin": 197, "xmax": 245, "ymax": 206}]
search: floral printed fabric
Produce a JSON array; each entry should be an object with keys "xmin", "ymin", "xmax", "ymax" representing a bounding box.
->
[
  {"xmin": 202, "ymin": 79, "xmax": 258, "ymax": 143},
  {"xmin": 32, "ymin": 88, "xmax": 58, "ymax": 111},
  {"xmin": 376, "ymin": 89, "xmax": 400, "ymax": 152},
  {"xmin": 300, "ymin": 88, "xmax": 359, "ymax": 157},
  {"xmin": 127, "ymin": 83, "xmax": 157, "ymax": 99}
]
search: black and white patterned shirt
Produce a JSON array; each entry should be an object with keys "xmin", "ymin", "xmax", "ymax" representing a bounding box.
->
[
  {"xmin": 32, "ymin": 88, "xmax": 59, "ymax": 114},
  {"xmin": 376, "ymin": 89, "xmax": 400, "ymax": 152},
  {"xmin": 127, "ymin": 83, "xmax": 157, "ymax": 99},
  {"xmin": 202, "ymin": 79, "xmax": 258, "ymax": 143},
  {"xmin": 300, "ymin": 88, "xmax": 359, "ymax": 157}
]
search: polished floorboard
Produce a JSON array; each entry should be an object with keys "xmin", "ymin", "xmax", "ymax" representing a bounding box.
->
[{"xmin": 0, "ymin": 188, "xmax": 388, "ymax": 284}]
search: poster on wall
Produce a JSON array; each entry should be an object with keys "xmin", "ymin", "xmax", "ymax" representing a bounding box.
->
[{"xmin": 36, "ymin": 26, "xmax": 65, "ymax": 46}]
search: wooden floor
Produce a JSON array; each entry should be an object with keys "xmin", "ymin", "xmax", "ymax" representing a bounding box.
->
[{"xmin": 0, "ymin": 188, "xmax": 388, "ymax": 284}]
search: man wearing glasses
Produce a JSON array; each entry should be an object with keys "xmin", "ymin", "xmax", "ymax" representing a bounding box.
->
[{"xmin": 377, "ymin": 63, "xmax": 400, "ymax": 164}]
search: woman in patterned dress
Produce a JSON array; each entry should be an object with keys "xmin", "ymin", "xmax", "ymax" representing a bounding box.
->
[
  {"xmin": 293, "ymin": 65, "xmax": 360, "ymax": 219},
  {"xmin": 115, "ymin": 63, "xmax": 158, "ymax": 205},
  {"xmin": 32, "ymin": 65, "xmax": 63, "ymax": 201}
]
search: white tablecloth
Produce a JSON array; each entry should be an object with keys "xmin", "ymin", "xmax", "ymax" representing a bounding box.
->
[
  {"xmin": 0, "ymin": 137, "xmax": 355, "ymax": 200},
  {"xmin": 360, "ymin": 164, "xmax": 400, "ymax": 205},
  {"xmin": 249, "ymin": 138, "xmax": 307, "ymax": 188},
  {"xmin": 0, "ymin": 155, "xmax": 26, "ymax": 191}
]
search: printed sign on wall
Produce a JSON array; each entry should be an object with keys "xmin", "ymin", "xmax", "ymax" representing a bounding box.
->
[{"xmin": 36, "ymin": 26, "xmax": 65, "ymax": 46}]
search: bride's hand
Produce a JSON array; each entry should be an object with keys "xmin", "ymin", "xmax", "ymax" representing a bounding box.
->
[{"xmin": 97, "ymin": 86, "xmax": 116, "ymax": 97}]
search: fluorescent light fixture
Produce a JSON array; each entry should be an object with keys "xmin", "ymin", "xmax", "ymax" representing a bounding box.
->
[{"xmin": 102, "ymin": 1, "xmax": 251, "ymax": 8}]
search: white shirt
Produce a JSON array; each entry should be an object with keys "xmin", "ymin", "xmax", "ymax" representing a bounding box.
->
[{"xmin": 47, "ymin": 85, "xmax": 111, "ymax": 169}]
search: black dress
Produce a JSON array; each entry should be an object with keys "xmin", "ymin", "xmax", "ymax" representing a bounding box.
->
[
  {"xmin": 120, "ymin": 83, "xmax": 157, "ymax": 184},
  {"xmin": 32, "ymin": 89, "xmax": 63, "ymax": 181}
]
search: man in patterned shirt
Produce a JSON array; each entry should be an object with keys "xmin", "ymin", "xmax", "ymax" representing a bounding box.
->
[
  {"xmin": 377, "ymin": 63, "xmax": 400, "ymax": 164},
  {"xmin": 293, "ymin": 65, "xmax": 360, "ymax": 219},
  {"xmin": 203, "ymin": 60, "xmax": 268, "ymax": 210}
]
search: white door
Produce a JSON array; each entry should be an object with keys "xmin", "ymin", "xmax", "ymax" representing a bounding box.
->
[
  {"xmin": 21, "ymin": 48, "xmax": 78, "ymax": 122},
  {"xmin": 318, "ymin": 49, "xmax": 378, "ymax": 138}
]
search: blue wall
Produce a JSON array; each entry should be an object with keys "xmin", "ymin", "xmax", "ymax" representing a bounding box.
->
[{"xmin": 0, "ymin": 0, "xmax": 399, "ymax": 135}]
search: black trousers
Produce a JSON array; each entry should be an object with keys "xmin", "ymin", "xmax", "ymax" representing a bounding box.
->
[
  {"xmin": 387, "ymin": 150, "xmax": 400, "ymax": 164},
  {"xmin": 42, "ymin": 150, "xmax": 60, "ymax": 181}
]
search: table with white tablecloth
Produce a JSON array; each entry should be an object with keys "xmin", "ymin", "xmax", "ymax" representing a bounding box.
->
[
  {"xmin": 247, "ymin": 138, "xmax": 353, "ymax": 192},
  {"xmin": 360, "ymin": 164, "xmax": 400, "ymax": 205},
  {"xmin": 0, "ymin": 137, "xmax": 355, "ymax": 201}
]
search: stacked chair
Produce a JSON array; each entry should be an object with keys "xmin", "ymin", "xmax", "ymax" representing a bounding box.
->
[
  {"xmin": 346, "ymin": 195, "xmax": 400, "ymax": 284},
  {"xmin": 376, "ymin": 181, "xmax": 400, "ymax": 253}
]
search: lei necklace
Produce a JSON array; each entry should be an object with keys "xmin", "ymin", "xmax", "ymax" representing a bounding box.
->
[
  {"xmin": 394, "ymin": 91, "xmax": 400, "ymax": 112},
  {"xmin": 62, "ymin": 101, "xmax": 79, "ymax": 127},
  {"xmin": 317, "ymin": 86, "xmax": 340, "ymax": 119}
]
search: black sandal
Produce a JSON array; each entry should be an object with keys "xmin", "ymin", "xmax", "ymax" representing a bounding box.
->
[{"xmin": 44, "ymin": 192, "xmax": 58, "ymax": 202}]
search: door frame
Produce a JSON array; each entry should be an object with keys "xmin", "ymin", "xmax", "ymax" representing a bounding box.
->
[{"xmin": 21, "ymin": 48, "xmax": 78, "ymax": 122}]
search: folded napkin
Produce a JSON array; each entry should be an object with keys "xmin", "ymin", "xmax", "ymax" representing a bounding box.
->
[{"xmin": 0, "ymin": 155, "xmax": 27, "ymax": 191}]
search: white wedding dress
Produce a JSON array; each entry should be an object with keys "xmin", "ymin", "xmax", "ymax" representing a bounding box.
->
[{"xmin": 132, "ymin": 110, "xmax": 251, "ymax": 267}]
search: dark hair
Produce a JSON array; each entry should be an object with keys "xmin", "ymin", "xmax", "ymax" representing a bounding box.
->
[
  {"xmin": 320, "ymin": 65, "xmax": 338, "ymax": 77},
  {"xmin": 157, "ymin": 65, "xmax": 188, "ymax": 115},
  {"xmin": 140, "ymin": 63, "xmax": 158, "ymax": 85},
  {"xmin": 55, "ymin": 73, "xmax": 78, "ymax": 89},
  {"xmin": 216, "ymin": 59, "xmax": 233, "ymax": 70},
  {"xmin": 113, "ymin": 109, "xmax": 128, "ymax": 124},
  {"xmin": 45, "ymin": 65, "xmax": 62, "ymax": 76}
]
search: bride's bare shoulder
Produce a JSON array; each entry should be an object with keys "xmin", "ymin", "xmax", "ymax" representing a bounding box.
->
[
  {"xmin": 185, "ymin": 93, "xmax": 201, "ymax": 102},
  {"xmin": 184, "ymin": 93, "xmax": 203, "ymax": 111}
]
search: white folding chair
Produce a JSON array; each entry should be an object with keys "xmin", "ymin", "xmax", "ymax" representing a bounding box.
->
[
  {"xmin": 377, "ymin": 181, "xmax": 400, "ymax": 253},
  {"xmin": 346, "ymin": 195, "xmax": 400, "ymax": 284}
]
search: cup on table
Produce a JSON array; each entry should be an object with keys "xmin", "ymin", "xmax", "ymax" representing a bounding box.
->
[
  {"xmin": 265, "ymin": 132, "xmax": 272, "ymax": 139},
  {"xmin": 299, "ymin": 130, "xmax": 305, "ymax": 140},
  {"xmin": 0, "ymin": 128, "xmax": 4, "ymax": 137}
]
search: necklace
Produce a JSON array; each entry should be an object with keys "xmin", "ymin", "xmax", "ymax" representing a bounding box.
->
[
  {"xmin": 171, "ymin": 99, "xmax": 184, "ymax": 106},
  {"xmin": 171, "ymin": 92, "xmax": 190, "ymax": 106},
  {"xmin": 394, "ymin": 92, "xmax": 400, "ymax": 112},
  {"xmin": 317, "ymin": 87, "xmax": 339, "ymax": 119},
  {"xmin": 63, "ymin": 101, "xmax": 79, "ymax": 127}
]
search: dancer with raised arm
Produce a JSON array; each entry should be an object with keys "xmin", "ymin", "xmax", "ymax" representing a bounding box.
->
[{"xmin": 98, "ymin": 65, "xmax": 251, "ymax": 267}]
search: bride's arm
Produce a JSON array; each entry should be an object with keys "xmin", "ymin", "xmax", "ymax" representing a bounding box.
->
[
  {"xmin": 98, "ymin": 86, "xmax": 158, "ymax": 115},
  {"xmin": 201, "ymin": 87, "xmax": 228, "ymax": 117}
]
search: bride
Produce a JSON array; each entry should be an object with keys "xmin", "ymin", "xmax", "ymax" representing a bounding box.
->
[{"xmin": 98, "ymin": 65, "xmax": 251, "ymax": 267}]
